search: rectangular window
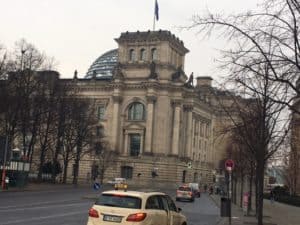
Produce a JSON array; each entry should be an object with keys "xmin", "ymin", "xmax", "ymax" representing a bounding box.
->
[
  {"xmin": 129, "ymin": 134, "xmax": 141, "ymax": 156},
  {"xmin": 121, "ymin": 166, "xmax": 133, "ymax": 179},
  {"xmin": 97, "ymin": 106, "xmax": 105, "ymax": 120}
]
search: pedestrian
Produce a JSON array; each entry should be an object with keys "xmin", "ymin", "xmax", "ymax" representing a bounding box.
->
[
  {"xmin": 270, "ymin": 189, "xmax": 275, "ymax": 204},
  {"xmin": 5, "ymin": 176, "xmax": 9, "ymax": 190},
  {"xmin": 209, "ymin": 186, "xmax": 213, "ymax": 195},
  {"xmin": 204, "ymin": 184, "xmax": 207, "ymax": 192}
]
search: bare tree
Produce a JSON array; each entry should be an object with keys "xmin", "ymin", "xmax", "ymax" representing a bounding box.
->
[
  {"xmin": 188, "ymin": 1, "xmax": 296, "ymax": 224},
  {"xmin": 189, "ymin": 0, "xmax": 300, "ymax": 110},
  {"xmin": 93, "ymin": 140, "xmax": 118, "ymax": 185},
  {"xmin": 59, "ymin": 97, "xmax": 97, "ymax": 184}
]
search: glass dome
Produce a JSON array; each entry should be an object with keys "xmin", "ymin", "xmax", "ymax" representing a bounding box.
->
[{"xmin": 85, "ymin": 49, "xmax": 118, "ymax": 79}]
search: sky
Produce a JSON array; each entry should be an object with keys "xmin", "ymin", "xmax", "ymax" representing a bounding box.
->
[{"xmin": 0, "ymin": 0, "xmax": 261, "ymax": 81}]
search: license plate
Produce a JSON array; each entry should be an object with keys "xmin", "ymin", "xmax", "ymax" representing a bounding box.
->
[{"xmin": 103, "ymin": 215, "xmax": 122, "ymax": 223}]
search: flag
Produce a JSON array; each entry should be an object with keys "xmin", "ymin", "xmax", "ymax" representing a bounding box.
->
[{"xmin": 155, "ymin": 0, "xmax": 159, "ymax": 21}]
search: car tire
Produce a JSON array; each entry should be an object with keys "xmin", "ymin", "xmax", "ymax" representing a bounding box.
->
[{"xmin": 176, "ymin": 198, "xmax": 179, "ymax": 201}]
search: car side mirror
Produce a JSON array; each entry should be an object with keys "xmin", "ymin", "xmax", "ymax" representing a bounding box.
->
[{"xmin": 177, "ymin": 207, "xmax": 182, "ymax": 212}]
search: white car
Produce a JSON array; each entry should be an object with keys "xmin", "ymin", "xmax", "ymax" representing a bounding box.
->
[{"xmin": 87, "ymin": 190, "xmax": 187, "ymax": 225}]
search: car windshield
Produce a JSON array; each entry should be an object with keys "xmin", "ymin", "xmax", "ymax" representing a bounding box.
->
[
  {"xmin": 178, "ymin": 187, "xmax": 191, "ymax": 191},
  {"xmin": 95, "ymin": 194, "xmax": 142, "ymax": 209},
  {"xmin": 189, "ymin": 183, "xmax": 199, "ymax": 189}
]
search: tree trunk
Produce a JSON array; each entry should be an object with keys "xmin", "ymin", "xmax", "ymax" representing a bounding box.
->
[
  {"xmin": 62, "ymin": 158, "xmax": 69, "ymax": 184},
  {"xmin": 240, "ymin": 173, "xmax": 244, "ymax": 208},
  {"xmin": 72, "ymin": 142, "xmax": 82, "ymax": 185},
  {"xmin": 62, "ymin": 150, "xmax": 70, "ymax": 184},
  {"xmin": 248, "ymin": 162, "xmax": 254, "ymax": 212},
  {"xmin": 51, "ymin": 110, "xmax": 65, "ymax": 183},
  {"xmin": 37, "ymin": 145, "xmax": 47, "ymax": 182},
  {"xmin": 256, "ymin": 159, "xmax": 265, "ymax": 225}
]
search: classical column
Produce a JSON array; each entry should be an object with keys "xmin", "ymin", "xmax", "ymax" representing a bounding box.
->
[
  {"xmin": 171, "ymin": 100, "xmax": 182, "ymax": 156},
  {"xmin": 184, "ymin": 104, "xmax": 193, "ymax": 158},
  {"xmin": 111, "ymin": 96, "xmax": 122, "ymax": 152},
  {"xmin": 123, "ymin": 131, "xmax": 129, "ymax": 156},
  {"xmin": 144, "ymin": 96, "xmax": 156, "ymax": 154}
]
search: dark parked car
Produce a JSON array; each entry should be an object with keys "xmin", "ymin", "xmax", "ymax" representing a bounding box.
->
[{"xmin": 189, "ymin": 183, "xmax": 201, "ymax": 197}]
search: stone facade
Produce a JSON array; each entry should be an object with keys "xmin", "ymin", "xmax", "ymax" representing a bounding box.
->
[{"xmin": 24, "ymin": 30, "xmax": 236, "ymax": 187}]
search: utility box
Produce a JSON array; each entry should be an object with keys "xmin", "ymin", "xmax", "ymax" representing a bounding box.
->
[{"xmin": 220, "ymin": 197, "xmax": 231, "ymax": 217}]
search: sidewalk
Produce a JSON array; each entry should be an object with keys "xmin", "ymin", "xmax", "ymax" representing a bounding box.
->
[
  {"xmin": 210, "ymin": 194, "xmax": 300, "ymax": 225},
  {"xmin": 0, "ymin": 182, "xmax": 91, "ymax": 192}
]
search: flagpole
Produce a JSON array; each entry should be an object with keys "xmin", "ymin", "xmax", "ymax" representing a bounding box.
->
[{"xmin": 153, "ymin": 0, "xmax": 156, "ymax": 31}]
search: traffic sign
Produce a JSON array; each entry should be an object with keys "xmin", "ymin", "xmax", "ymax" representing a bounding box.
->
[{"xmin": 225, "ymin": 159, "xmax": 234, "ymax": 172}]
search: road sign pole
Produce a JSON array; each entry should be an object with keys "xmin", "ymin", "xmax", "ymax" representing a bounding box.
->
[
  {"xmin": 228, "ymin": 170, "xmax": 232, "ymax": 225},
  {"xmin": 225, "ymin": 159, "xmax": 234, "ymax": 225}
]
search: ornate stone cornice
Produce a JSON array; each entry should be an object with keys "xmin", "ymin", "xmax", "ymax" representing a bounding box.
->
[
  {"xmin": 171, "ymin": 99, "xmax": 182, "ymax": 107},
  {"xmin": 183, "ymin": 104, "xmax": 193, "ymax": 112}
]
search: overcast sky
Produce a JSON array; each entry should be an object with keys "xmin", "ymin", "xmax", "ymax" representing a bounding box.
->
[{"xmin": 0, "ymin": 0, "xmax": 261, "ymax": 81}]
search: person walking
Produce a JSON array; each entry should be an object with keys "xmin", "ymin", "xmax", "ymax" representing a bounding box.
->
[
  {"xmin": 270, "ymin": 189, "xmax": 275, "ymax": 204},
  {"xmin": 209, "ymin": 186, "xmax": 213, "ymax": 195}
]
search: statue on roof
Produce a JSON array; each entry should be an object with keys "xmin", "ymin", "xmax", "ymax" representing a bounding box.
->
[
  {"xmin": 171, "ymin": 65, "xmax": 183, "ymax": 81},
  {"xmin": 184, "ymin": 72, "xmax": 194, "ymax": 88},
  {"xmin": 112, "ymin": 63, "xmax": 124, "ymax": 79},
  {"xmin": 73, "ymin": 70, "xmax": 78, "ymax": 79}
]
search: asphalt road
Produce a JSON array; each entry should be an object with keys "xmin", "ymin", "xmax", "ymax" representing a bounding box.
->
[{"xmin": 0, "ymin": 186, "xmax": 220, "ymax": 225}]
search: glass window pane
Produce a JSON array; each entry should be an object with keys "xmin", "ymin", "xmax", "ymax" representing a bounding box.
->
[
  {"xmin": 151, "ymin": 48, "xmax": 157, "ymax": 60},
  {"xmin": 98, "ymin": 106, "xmax": 105, "ymax": 120},
  {"xmin": 96, "ymin": 194, "xmax": 142, "ymax": 209},
  {"xmin": 128, "ymin": 103, "xmax": 145, "ymax": 120},
  {"xmin": 129, "ymin": 49, "xmax": 135, "ymax": 61},
  {"xmin": 130, "ymin": 134, "xmax": 141, "ymax": 156}
]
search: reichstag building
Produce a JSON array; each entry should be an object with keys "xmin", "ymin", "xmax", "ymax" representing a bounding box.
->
[{"xmin": 60, "ymin": 30, "xmax": 230, "ymax": 186}]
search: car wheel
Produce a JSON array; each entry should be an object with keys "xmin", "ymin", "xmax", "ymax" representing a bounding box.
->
[{"xmin": 176, "ymin": 198, "xmax": 179, "ymax": 201}]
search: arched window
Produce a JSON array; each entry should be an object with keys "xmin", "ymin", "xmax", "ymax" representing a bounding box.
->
[
  {"xmin": 151, "ymin": 48, "xmax": 157, "ymax": 61},
  {"xmin": 140, "ymin": 48, "xmax": 146, "ymax": 61},
  {"xmin": 128, "ymin": 102, "xmax": 145, "ymax": 120},
  {"xmin": 129, "ymin": 49, "xmax": 135, "ymax": 61}
]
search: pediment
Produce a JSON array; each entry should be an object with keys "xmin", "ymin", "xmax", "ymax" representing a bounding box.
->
[{"xmin": 123, "ymin": 123, "xmax": 145, "ymax": 130}]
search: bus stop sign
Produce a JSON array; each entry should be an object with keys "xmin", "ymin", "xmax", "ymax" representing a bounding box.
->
[{"xmin": 225, "ymin": 159, "xmax": 234, "ymax": 172}]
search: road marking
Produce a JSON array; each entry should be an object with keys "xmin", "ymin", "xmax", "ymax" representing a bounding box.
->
[
  {"xmin": 0, "ymin": 201, "xmax": 88, "ymax": 212},
  {"xmin": 1, "ymin": 210, "xmax": 86, "ymax": 225}
]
